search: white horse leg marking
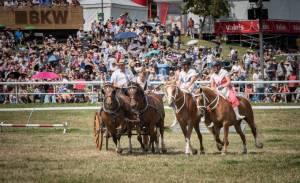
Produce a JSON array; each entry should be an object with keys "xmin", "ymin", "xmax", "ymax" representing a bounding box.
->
[
  {"xmin": 185, "ymin": 138, "xmax": 194, "ymax": 154},
  {"xmin": 116, "ymin": 139, "xmax": 122, "ymax": 153}
]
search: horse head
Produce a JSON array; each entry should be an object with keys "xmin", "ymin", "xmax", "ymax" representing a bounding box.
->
[
  {"xmin": 195, "ymin": 87, "xmax": 219, "ymax": 115},
  {"xmin": 127, "ymin": 81, "xmax": 145, "ymax": 111},
  {"xmin": 165, "ymin": 80, "xmax": 179, "ymax": 106},
  {"xmin": 101, "ymin": 83, "xmax": 119, "ymax": 111}
]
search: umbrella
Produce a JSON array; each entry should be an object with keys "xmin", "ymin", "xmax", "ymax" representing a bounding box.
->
[
  {"xmin": 8, "ymin": 72, "xmax": 20, "ymax": 79},
  {"xmin": 47, "ymin": 55, "xmax": 60, "ymax": 63},
  {"xmin": 74, "ymin": 80, "xmax": 86, "ymax": 91},
  {"xmin": 114, "ymin": 32, "xmax": 138, "ymax": 41},
  {"xmin": 32, "ymin": 72, "xmax": 60, "ymax": 80},
  {"xmin": 140, "ymin": 25, "xmax": 153, "ymax": 31},
  {"xmin": 25, "ymin": 25, "xmax": 36, "ymax": 30},
  {"xmin": 0, "ymin": 24, "xmax": 6, "ymax": 30},
  {"xmin": 186, "ymin": 39, "xmax": 199, "ymax": 46},
  {"xmin": 144, "ymin": 50, "xmax": 160, "ymax": 57}
]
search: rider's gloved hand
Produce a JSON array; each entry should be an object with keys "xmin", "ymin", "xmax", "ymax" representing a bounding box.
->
[{"xmin": 218, "ymin": 86, "xmax": 224, "ymax": 91}]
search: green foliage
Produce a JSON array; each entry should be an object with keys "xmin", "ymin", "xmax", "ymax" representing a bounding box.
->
[{"xmin": 183, "ymin": 0, "xmax": 230, "ymax": 19}]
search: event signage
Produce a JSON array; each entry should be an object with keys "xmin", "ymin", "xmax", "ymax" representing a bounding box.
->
[
  {"xmin": 215, "ymin": 20, "xmax": 300, "ymax": 34},
  {"xmin": 0, "ymin": 6, "xmax": 83, "ymax": 30}
]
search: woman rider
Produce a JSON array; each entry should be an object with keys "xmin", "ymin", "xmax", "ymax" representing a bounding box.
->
[{"xmin": 210, "ymin": 61, "xmax": 245, "ymax": 120}]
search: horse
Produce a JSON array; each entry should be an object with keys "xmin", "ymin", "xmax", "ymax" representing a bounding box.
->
[
  {"xmin": 127, "ymin": 82, "xmax": 167, "ymax": 153},
  {"xmin": 100, "ymin": 83, "xmax": 137, "ymax": 153},
  {"xmin": 165, "ymin": 80, "xmax": 205, "ymax": 155},
  {"xmin": 195, "ymin": 87, "xmax": 263, "ymax": 155}
]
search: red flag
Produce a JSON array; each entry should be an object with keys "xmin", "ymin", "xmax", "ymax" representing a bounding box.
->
[{"xmin": 160, "ymin": 2, "xmax": 169, "ymax": 25}]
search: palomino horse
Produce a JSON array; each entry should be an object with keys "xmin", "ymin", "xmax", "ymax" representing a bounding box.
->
[
  {"xmin": 100, "ymin": 83, "xmax": 137, "ymax": 153},
  {"xmin": 165, "ymin": 80, "xmax": 205, "ymax": 155},
  {"xmin": 195, "ymin": 87, "xmax": 263, "ymax": 155},
  {"xmin": 127, "ymin": 82, "xmax": 167, "ymax": 153}
]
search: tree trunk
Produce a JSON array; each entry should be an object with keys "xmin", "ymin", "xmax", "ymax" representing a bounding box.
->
[{"xmin": 199, "ymin": 16, "xmax": 207, "ymax": 40}]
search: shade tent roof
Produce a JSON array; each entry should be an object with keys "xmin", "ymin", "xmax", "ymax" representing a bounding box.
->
[{"xmin": 79, "ymin": 0, "xmax": 146, "ymax": 7}]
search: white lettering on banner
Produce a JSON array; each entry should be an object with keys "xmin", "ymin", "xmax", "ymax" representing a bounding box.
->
[
  {"xmin": 292, "ymin": 25, "xmax": 300, "ymax": 32},
  {"xmin": 225, "ymin": 24, "xmax": 244, "ymax": 31},
  {"xmin": 262, "ymin": 24, "xmax": 270, "ymax": 30},
  {"xmin": 276, "ymin": 24, "xmax": 288, "ymax": 31}
]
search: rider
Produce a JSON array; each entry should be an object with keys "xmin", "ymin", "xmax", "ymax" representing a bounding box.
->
[
  {"xmin": 210, "ymin": 61, "xmax": 245, "ymax": 120},
  {"xmin": 111, "ymin": 58, "xmax": 135, "ymax": 89},
  {"xmin": 178, "ymin": 58, "xmax": 198, "ymax": 93}
]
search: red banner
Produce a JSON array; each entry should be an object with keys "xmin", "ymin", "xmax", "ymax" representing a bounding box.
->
[
  {"xmin": 160, "ymin": 2, "xmax": 169, "ymax": 25},
  {"xmin": 215, "ymin": 20, "xmax": 300, "ymax": 35},
  {"xmin": 131, "ymin": 0, "xmax": 147, "ymax": 6}
]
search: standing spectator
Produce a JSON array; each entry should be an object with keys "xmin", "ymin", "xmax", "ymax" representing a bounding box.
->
[
  {"xmin": 187, "ymin": 18, "xmax": 194, "ymax": 39},
  {"xmin": 266, "ymin": 59, "xmax": 277, "ymax": 81},
  {"xmin": 243, "ymin": 50, "xmax": 251, "ymax": 74},
  {"xmin": 253, "ymin": 69, "xmax": 264, "ymax": 101},
  {"xmin": 287, "ymin": 70, "xmax": 297, "ymax": 102},
  {"xmin": 276, "ymin": 61, "xmax": 286, "ymax": 81},
  {"xmin": 15, "ymin": 29, "xmax": 23, "ymax": 45},
  {"xmin": 174, "ymin": 25, "xmax": 181, "ymax": 50}
]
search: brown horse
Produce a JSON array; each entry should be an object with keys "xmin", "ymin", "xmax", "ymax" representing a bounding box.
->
[
  {"xmin": 100, "ymin": 83, "xmax": 137, "ymax": 153},
  {"xmin": 127, "ymin": 82, "xmax": 166, "ymax": 153},
  {"xmin": 165, "ymin": 80, "xmax": 205, "ymax": 155},
  {"xmin": 195, "ymin": 87, "xmax": 263, "ymax": 155}
]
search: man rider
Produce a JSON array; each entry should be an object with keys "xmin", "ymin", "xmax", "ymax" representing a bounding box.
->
[
  {"xmin": 210, "ymin": 61, "xmax": 245, "ymax": 120},
  {"xmin": 111, "ymin": 58, "xmax": 135, "ymax": 89}
]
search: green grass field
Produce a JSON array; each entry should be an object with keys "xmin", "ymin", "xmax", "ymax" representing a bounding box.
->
[{"xmin": 0, "ymin": 104, "xmax": 300, "ymax": 183}]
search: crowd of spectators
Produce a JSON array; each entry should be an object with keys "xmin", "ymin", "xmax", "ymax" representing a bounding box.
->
[{"xmin": 0, "ymin": 12, "xmax": 299, "ymax": 104}]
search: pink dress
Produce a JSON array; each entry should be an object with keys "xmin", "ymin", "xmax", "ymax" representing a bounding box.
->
[{"xmin": 211, "ymin": 69, "xmax": 240, "ymax": 107}]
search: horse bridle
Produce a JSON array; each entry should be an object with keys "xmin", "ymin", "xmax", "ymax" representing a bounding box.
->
[
  {"xmin": 102, "ymin": 85, "xmax": 121, "ymax": 115},
  {"xmin": 165, "ymin": 84, "xmax": 186, "ymax": 114},
  {"xmin": 128, "ymin": 84, "xmax": 150, "ymax": 115},
  {"xmin": 195, "ymin": 88, "xmax": 220, "ymax": 113}
]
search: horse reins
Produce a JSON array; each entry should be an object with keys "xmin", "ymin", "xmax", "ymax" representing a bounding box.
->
[
  {"xmin": 196, "ymin": 89, "xmax": 220, "ymax": 113},
  {"xmin": 166, "ymin": 85, "xmax": 186, "ymax": 114}
]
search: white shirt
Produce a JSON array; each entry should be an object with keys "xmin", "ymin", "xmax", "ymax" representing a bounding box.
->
[
  {"xmin": 111, "ymin": 68, "xmax": 134, "ymax": 87},
  {"xmin": 210, "ymin": 69, "xmax": 229, "ymax": 86},
  {"xmin": 178, "ymin": 69, "xmax": 197, "ymax": 89},
  {"xmin": 231, "ymin": 65, "xmax": 241, "ymax": 73}
]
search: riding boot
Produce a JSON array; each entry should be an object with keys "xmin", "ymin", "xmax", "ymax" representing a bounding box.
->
[{"xmin": 233, "ymin": 107, "xmax": 245, "ymax": 120}]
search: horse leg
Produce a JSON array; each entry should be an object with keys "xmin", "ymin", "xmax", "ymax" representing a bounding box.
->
[
  {"xmin": 155, "ymin": 128, "xmax": 160, "ymax": 153},
  {"xmin": 213, "ymin": 126, "xmax": 223, "ymax": 151},
  {"xmin": 244, "ymin": 116, "xmax": 263, "ymax": 149},
  {"xmin": 234, "ymin": 124, "xmax": 247, "ymax": 154},
  {"xmin": 137, "ymin": 134, "xmax": 145, "ymax": 150},
  {"xmin": 159, "ymin": 124, "xmax": 167, "ymax": 154},
  {"xmin": 116, "ymin": 135, "xmax": 123, "ymax": 154},
  {"xmin": 128, "ymin": 130, "xmax": 132, "ymax": 154},
  {"xmin": 185, "ymin": 122, "xmax": 197, "ymax": 155},
  {"xmin": 193, "ymin": 122, "xmax": 205, "ymax": 154},
  {"xmin": 222, "ymin": 122, "xmax": 230, "ymax": 155}
]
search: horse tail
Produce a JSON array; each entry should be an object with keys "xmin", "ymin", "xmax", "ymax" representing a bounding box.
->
[{"xmin": 238, "ymin": 96, "xmax": 263, "ymax": 149}]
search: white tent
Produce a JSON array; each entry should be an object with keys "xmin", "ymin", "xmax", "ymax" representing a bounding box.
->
[{"xmin": 79, "ymin": 0, "xmax": 148, "ymax": 31}]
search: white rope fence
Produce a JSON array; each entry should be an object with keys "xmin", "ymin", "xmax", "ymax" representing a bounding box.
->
[{"xmin": 0, "ymin": 80, "xmax": 299, "ymax": 85}]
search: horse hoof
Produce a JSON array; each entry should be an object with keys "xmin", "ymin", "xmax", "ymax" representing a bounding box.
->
[
  {"xmin": 116, "ymin": 149, "xmax": 123, "ymax": 154},
  {"xmin": 221, "ymin": 152, "xmax": 226, "ymax": 156},
  {"xmin": 241, "ymin": 150, "xmax": 247, "ymax": 154},
  {"xmin": 199, "ymin": 150, "xmax": 205, "ymax": 155},
  {"xmin": 216, "ymin": 143, "xmax": 223, "ymax": 151},
  {"xmin": 192, "ymin": 149, "xmax": 198, "ymax": 155},
  {"xmin": 128, "ymin": 150, "xmax": 132, "ymax": 154},
  {"xmin": 161, "ymin": 149, "xmax": 167, "ymax": 154},
  {"xmin": 256, "ymin": 143, "xmax": 264, "ymax": 149},
  {"xmin": 185, "ymin": 153, "xmax": 191, "ymax": 156}
]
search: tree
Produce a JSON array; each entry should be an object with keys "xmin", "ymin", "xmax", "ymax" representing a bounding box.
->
[{"xmin": 183, "ymin": 0, "xmax": 230, "ymax": 39}]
